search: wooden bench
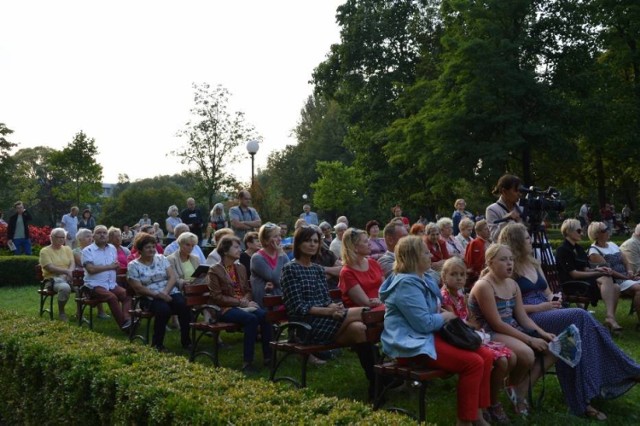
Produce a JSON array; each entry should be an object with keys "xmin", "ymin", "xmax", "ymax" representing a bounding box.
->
[
  {"xmin": 72, "ymin": 269, "xmax": 104, "ymax": 329},
  {"xmin": 264, "ymin": 288, "xmax": 346, "ymax": 388},
  {"xmin": 35, "ymin": 264, "xmax": 57, "ymax": 320},
  {"xmin": 184, "ymin": 283, "xmax": 242, "ymax": 366},
  {"xmin": 361, "ymin": 308, "xmax": 451, "ymax": 423}
]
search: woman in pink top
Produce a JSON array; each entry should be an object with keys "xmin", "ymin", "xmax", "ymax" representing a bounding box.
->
[{"xmin": 339, "ymin": 228, "xmax": 384, "ymax": 308}]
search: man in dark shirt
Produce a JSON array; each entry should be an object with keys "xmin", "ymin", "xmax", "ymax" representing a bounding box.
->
[
  {"xmin": 180, "ymin": 197, "xmax": 204, "ymax": 245},
  {"xmin": 7, "ymin": 201, "xmax": 33, "ymax": 255}
]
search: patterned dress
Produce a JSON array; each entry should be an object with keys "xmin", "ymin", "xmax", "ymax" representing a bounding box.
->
[
  {"xmin": 467, "ymin": 283, "xmax": 521, "ymax": 335},
  {"xmin": 516, "ymin": 271, "xmax": 640, "ymax": 415},
  {"xmin": 281, "ymin": 260, "xmax": 346, "ymax": 345},
  {"xmin": 441, "ymin": 287, "xmax": 512, "ymax": 360}
]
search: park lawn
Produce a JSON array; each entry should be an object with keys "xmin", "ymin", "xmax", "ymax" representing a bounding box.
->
[{"xmin": 2, "ymin": 284, "xmax": 640, "ymax": 425}]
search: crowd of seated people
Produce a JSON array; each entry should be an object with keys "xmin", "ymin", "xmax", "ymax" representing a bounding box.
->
[{"xmin": 32, "ymin": 184, "xmax": 640, "ymax": 421}]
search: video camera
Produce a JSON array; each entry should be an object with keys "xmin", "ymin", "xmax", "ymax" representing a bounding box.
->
[{"xmin": 519, "ymin": 185, "xmax": 566, "ymax": 226}]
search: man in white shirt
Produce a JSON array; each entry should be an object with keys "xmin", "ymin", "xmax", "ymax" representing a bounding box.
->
[
  {"xmin": 61, "ymin": 206, "xmax": 79, "ymax": 248},
  {"xmin": 82, "ymin": 225, "xmax": 132, "ymax": 330}
]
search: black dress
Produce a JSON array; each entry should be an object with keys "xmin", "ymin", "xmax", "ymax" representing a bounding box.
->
[{"xmin": 281, "ymin": 261, "xmax": 345, "ymax": 344}]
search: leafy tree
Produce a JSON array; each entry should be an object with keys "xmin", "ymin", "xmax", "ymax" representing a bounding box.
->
[
  {"xmin": 172, "ymin": 83, "xmax": 257, "ymax": 211},
  {"xmin": 0, "ymin": 123, "xmax": 18, "ymax": 195},
  {"xmin": 258, "ymin": 94, "xmax": 352, "ymax": 221},
  {"xmin": 311, "ymin": 161, "xmax": 367, "ymax": 224},
  {"xmin": 100, "ymin": 176, "xmax": 189, "ymax": 229},
  {"xmin": 49, "ymin": 131, "xmax": 103, "ymax": 208},
  {"xmin": 312, "ymin": 0, "xmax": 444, "ymax": 217},
  {"xmin": 5, "ymin": 146, "xmax": 67, "ymax": 226}
]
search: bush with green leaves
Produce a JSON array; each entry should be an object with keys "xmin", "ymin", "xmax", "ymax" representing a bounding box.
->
[
  {"xmin": 0, "ymin": 255, "xmax": 39, "ymax": 287},
  {"xmin": 0, "ymin": 310, "xmax": 411, "ymax": 425}
]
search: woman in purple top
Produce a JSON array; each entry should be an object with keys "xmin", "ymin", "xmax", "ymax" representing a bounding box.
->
[{"xmin": 365, "ymin": 220, "xmax": 387, "ymax": 260}]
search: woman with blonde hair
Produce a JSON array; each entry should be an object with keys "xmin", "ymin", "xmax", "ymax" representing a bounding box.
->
[
  {"xmin": 250, "ymin": 222, "xmax": 289, "ymax": 307},
  {"xmin": 380, "ymin": 236, "xmax": 493, "ymax": 426},
  {"xmin": 165, "ymin": 205, "xmax": 182, "ymax": 245},
  {"xmin": 588, "ymin": 221, "xmax": 640, "ymax": 330},
  {"xmin": 338, "ymin": 228, "xmax": 384, "ymax": 308},
  {"xmin": 455, "ymin": 217, "xmax": 475, "ymax": 252},
  {"xmin": 556, "ymin": 218, "xmax": 621, "ymax": 332},
  {"xmin": 499, "ymin": 222, "xmax": 640, "ymax": 420},
  {"xmin": 468, "ymin": 244, "xmax": 556, "ymax": 416},
  {"xmin": 452, "ymin": 198, "xmax": 474, "ymax": 235}
]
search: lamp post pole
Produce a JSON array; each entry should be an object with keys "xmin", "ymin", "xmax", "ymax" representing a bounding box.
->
[{"xmin": 246, "ymin": 140, "xmax": 260, "ymax": 189}]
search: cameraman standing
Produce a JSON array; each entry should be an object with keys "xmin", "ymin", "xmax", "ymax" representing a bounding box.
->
[{"xmin": 486, "ymin": 174, "xmax": 523, "ymax": 242}]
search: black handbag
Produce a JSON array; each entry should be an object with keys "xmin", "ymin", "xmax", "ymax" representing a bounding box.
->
[{"xmin": 439, "ymin": 317, "xmax": 482, "ymax": 350}]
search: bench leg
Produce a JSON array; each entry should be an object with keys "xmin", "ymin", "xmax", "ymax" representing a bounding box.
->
[
  {"xmin": 48, "ymin": 294, "xmax": 54, "ymax": 320},
  {"xmin": 418, "ymin": 382, "xmax": 426, "ymax": 423},
  {"xmin": 300, "ymin": 354, "xmax": 309, "ymax": 388}
]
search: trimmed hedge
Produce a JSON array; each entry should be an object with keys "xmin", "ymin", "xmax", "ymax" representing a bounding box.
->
[
  {"xmin": 0, "ymin": 255, "xmax": 40, "ymax": 287},
  {"xmin": 0, "ymin": 310, "xmax": 412, "ymax": 425}
]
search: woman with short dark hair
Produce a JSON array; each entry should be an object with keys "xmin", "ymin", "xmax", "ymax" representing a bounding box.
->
[
  {"xmin": 208, "ymin": 235, "xmax": 272, "ymax": 374},
  {"xmin": 365, "ymin": 220, "xmax": 386, "ymax": 260},
  {"xmin": 127, "ymin": 233, "xmax": 191, "ymax": 352}
]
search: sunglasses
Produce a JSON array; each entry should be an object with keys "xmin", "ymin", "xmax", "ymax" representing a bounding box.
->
[{"xmin": 599, "ymin": 227, "xmax": 609, "ymax": 233}]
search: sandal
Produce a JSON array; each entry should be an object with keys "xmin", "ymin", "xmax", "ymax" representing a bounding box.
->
[
  {"xmin": 585, "ymin": 405, "xmax": 607, "ymax": 421},
  {"xmin": 505, "ymin": 386, "xmax": 528, "ymax": 416},
  {"xmin": 487, "ymin": 403, "xmax": 510, "ymax": 424}
]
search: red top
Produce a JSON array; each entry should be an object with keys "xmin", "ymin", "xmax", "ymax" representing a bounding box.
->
[
  {"xmin": 427, "ymin": 238, "xmax": 451, "ymax": 263},
  {"xmin": 339, "ymin": 258, "xmax": 384, "ymax": 307},
  {"xmin": 464, "ymin": 237, "xmax": 487, "ymax": 279}
]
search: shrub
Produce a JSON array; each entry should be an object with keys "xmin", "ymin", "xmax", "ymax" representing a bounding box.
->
[
  {"xmin": 0, "ymin": 224, "xmax": 51, "ymax": 251},
  {"xmin": 0, "ymin": 256, "xmax": 40, "ymax": 287},
  {"xmin": 0, "ymin": 310, "xmax": 411, "ymax": 425}
]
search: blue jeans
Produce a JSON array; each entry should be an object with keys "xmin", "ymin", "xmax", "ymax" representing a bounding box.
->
[
  {"xmin": 220, "ymin": 307, "xmax": 272, "ymax": 363},
  {"xmin": 12, "ymin": 238, "xmax": 32, "ymax": 255},
  {"xmin": 146, "ymin": 293, "xmax": 191, "ymax": 349}
]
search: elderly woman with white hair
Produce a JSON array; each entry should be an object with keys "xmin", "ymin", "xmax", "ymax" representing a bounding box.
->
[
  {"xmin": 588, "ymin": 221, "xmax": 640, "ymax": 331},
  {"xmin": 425, "ymin": 222, "xmax": 451, "ymax": 271},
  {"xmin": 437, "ymin": 217, "xmax": 464, "ymax": 258},
  {"xmin": 209, "ymin": 203, "xmax": 228, "ymax": 232},
  {"xmin": 167, "ymin": 231, "xmax": 203, "ymax": 289},
  {"xmin": 39, "ymin": 228, "xmax": 74, "ymax": 321},
  {"xmin": 329, "ymin": 222, "xmax": 348, "ymax": 259},
  {"xmin": 165, "ymin": 205, "xmax": 182, "ymax": 245},
  {"xmin": 556, "ymin": 218, "xmax": 622, "ymax": 332},
  {"xmin": 455, "ymin": 217, "xmax": 475, "ymax": 252}
]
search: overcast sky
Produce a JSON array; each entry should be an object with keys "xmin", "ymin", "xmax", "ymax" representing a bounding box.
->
[{"xmin": 0, "ymin": 0, "xmax": 343, "ymax": 184}]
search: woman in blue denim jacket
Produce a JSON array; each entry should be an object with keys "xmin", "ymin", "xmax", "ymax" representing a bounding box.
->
[{"xmin": 380, "ymin": 235, "xmax": 493, "ymax": 426}]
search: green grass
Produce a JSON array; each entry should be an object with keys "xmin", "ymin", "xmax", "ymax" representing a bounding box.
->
[{"xmin": 2, "ymin": 284, "xmax": 640, "ymax": 425}]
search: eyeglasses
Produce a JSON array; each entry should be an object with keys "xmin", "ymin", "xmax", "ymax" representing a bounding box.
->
[
  {"xmin": 599, "ymin": 227, "xmax": 609, "ymax": 233},
  {"xmin": 575, "ymin": 229, "xmax": 583, "ymax": 234}
]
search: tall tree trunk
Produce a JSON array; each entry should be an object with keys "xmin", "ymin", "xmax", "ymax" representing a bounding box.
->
[
  {"xmin": 595, "ymin": 150, "xmax": 606, "ymax": 207},
  {"xmin": 521, "ymin": 144, "xmax": 532, "ymax": 185}
]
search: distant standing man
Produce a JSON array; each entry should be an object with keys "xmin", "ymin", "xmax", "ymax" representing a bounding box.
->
[
  {"xmin": 138, "ymin": 214, "xmax": 152, "ymax": 227},
  {"xmin": 7, "ymin": 201, "xmax": 33, "ymax": 255},
  {"xmin": 299, "ymin": 204, "xmax": 319, "ymax": 225},
  {"xmin": 579, "ymin": 202, "xmax": 590, "ymax": 230},
  {"xmin": 82, "ymin": 225, "xmax": 132, "ymax": 331},
  {"xmin": 229, "ymin": 190, "xmax": 262, "ymax": 244},
  {"xmin": 180, "ymin": 198, "xmax": 204, "ymax": 245},
  {"xmin": 61, "ymin": 206, "xmax": 79, "ymax": 248}
]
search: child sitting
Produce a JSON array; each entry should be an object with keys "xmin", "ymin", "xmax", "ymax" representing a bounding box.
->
[{"xmin": 441, "ymin": 257, "xmax": 514, "ymax": 424}]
